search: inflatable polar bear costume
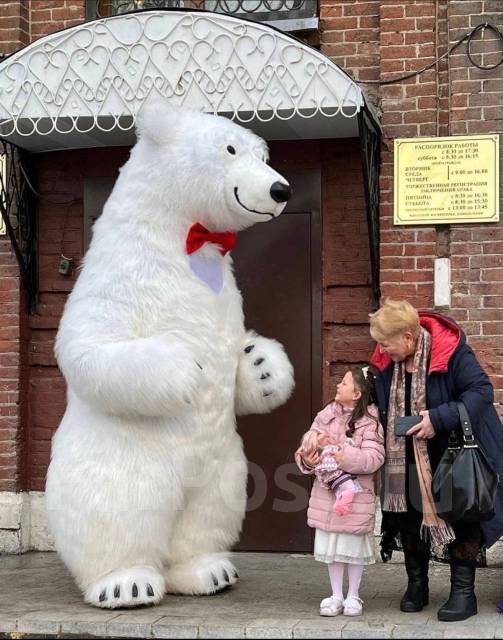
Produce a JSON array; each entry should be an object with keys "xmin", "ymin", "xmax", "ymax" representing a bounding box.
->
[{"xmin": 45, "ymin": 102, "xmax": 295, "ymax": 609}]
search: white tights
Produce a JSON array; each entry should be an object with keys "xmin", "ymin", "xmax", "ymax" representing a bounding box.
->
[{"xmin": 328, "ymin": 562, "xmax": 364, "ymax": 600}]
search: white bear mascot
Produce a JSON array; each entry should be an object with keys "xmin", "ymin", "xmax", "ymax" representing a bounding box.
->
[{"xmin": 45, "ymin": 102, "xmax": 295, "ymax": 609}]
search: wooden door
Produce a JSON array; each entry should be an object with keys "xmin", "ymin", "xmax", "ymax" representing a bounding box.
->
[{"xmin": 233, "ymin": 169, "xmax": 321, "ymax": 552}]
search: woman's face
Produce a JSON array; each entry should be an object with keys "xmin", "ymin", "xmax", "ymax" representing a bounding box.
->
[
  {"xmin": 378, "ymin": 331, "xmax": 416, "ymax": 363},
  {"xmin": 335, "ymin": 371, "xmax": 361, "ymax": 407}
]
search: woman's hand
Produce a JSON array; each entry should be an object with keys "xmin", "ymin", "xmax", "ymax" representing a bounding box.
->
[{"xmin": 406, "ymin": 410, "xmax": 436, "ymax": 439}]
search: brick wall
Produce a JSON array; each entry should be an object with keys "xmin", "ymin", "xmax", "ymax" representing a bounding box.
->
[
  {"xmin": 0, "ymin": 0, "xmax": 85, "ymax": 54},
  {"xmin": 320, "ymin": 0, "xmax": 380, "ymax": 94},
  {"xmin": 30, "ymin": 0, "xmax": 85, "ymax": 40},
  {"xmin": 375, "ymin": 0, "xmax": 503, "ymax": 401},
  {"xmin": 0, "ymin": 236, "xmax": 25, "ymax": 492},
  {"xmin": 378, "ymin": 0, "xmax": 441, "ymax": 313},
  {"xmin": 321, "ymin": 139, "xmax": 374, "ymax": 402},
  {"xmin": 0, "ymin": 1, "xmax": 29, "ymax": 55},
  {"xmin": 320, "ymin": 1, "xmax": 503, "ymax": 403},
  {"xmin": 447, "ymin": 1, "xmax": 503, "ymax": 402}
]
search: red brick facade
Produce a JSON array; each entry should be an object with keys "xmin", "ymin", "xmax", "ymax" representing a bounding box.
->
[
  {"xmin": 321, "ymin": 0, "xmax": 503, "ymax": 402},
  {"xmin": 0, "ymin": 235, "xmax": 25, "ymax": 492},
  {"xmin": 0, "ymin": 1, "xmax": 502, "ymax": 491}
]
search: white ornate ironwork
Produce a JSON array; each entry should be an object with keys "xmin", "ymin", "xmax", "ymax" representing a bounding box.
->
[{"xmin": 0, "ymin": 10, "xmax": 364, "ymax": 150}]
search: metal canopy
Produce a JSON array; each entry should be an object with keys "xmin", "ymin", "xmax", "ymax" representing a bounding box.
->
[{"xmin": 0, "ymin": 9, "xmax": 371, "ymax": 152}]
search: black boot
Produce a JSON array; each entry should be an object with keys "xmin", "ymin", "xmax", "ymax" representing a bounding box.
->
[
  {"xmin": 437, "ymin": 563, "xmax": 477, "ymax": 622},
  {"xmin": 400, "ymin": 549, "xmax": 430, "ymax": 613}
]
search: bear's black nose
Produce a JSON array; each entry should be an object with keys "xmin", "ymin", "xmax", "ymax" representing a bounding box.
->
[{"xmin": 270, "ymin": 181, "xmax": 291, "ymax": 203}]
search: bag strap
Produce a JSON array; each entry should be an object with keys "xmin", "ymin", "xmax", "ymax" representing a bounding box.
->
[
  {"xmin": 447, "ymin": 429, "xmax": 460, "ymax": 449},
  {"xmin": 456, "ymin": 401, "xmax": 477, "ymax": 447}
]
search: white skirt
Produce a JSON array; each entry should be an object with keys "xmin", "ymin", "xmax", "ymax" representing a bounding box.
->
[{"xmin": 314, "ymin": 529, "xmax": 375, "ymax": 565}]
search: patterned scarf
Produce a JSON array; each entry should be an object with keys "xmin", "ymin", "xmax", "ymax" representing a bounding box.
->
[{"xmin": 383, "ymin": 327, "xmax": 455, "ymax": 546}]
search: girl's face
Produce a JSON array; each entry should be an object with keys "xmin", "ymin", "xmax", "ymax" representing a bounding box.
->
[{"xmin": 335, "ymin": 371, "xmax": 361, "ymax": 408}]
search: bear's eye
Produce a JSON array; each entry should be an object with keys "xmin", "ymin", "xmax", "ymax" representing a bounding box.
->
[{"xmin": 227, "ymin": 145, "xmax": 236, "ymax": 155}]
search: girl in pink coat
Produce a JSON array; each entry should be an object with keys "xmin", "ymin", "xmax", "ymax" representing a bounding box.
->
[{"xmin": 296, "ymin": 366, "xmax": 385, "ymax": 618}]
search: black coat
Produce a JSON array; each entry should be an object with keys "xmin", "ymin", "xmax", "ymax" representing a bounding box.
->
[{"xmin": 370, "ymin": 312, "xmax": 503, "ymax": 548}]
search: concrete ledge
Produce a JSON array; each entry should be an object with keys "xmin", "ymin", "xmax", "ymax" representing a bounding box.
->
[
  {"xmin": 1, "ymin": 553, "xmax": 503, "ymax": 639},
  {"xmin": 0, "ymin": 491, "xmax": 54, "ymax": 554}
]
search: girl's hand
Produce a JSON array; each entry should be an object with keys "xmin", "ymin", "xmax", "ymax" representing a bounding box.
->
[
  {"xmin": 318, "ymin": 434, "xmax": 332, "ymax": 448},
  {"xmin": 302, "ymin": 449, "xmax": 320, "ymax": 469}
]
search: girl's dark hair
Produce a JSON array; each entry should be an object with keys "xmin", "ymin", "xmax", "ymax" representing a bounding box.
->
[{"xmin": 346, "ymin": 365, "xmax": 378, "ymax": 438}]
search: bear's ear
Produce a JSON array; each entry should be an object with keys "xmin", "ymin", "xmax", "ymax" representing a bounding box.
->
[{"xmin": 135, "ymin": 96, "xmax": 180, "ymax": 145}]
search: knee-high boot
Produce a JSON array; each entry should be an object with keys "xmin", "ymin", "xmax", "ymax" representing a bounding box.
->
[
  {"xmin": 400, "ymin": 548, "xmax": 430, "ymax": 613},
  {"xmin": 437, "ymin": 563, "xmax": 477, "ymax": 622}
]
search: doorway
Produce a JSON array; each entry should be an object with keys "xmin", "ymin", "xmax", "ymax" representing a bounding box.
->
[{"xmin": 233, "ymin": 169, "xmax": 322, "ymax": 552}]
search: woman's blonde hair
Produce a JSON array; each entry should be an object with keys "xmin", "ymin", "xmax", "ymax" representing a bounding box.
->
[{"xmin": 369, "ymin": 299, "xmax": 420, "ymax": 342}]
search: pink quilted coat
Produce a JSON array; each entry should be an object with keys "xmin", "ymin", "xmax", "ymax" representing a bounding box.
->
[{"xmin": 295, "ymin": 401, "xmax": 385, "ymax": 535}]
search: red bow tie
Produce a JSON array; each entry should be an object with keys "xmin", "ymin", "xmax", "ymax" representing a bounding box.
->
[{"xmin": 186, "ymin": 222, "xmax": 237, "ymax": 256}]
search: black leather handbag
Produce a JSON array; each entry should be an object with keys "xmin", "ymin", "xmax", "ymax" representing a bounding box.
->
[{"xmin": 432, "ymin": 402, "xmax": 499, "ymax": 523}]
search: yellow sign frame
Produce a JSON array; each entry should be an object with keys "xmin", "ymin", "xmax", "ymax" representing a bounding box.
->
[{"xmin": 394, "ymin": 135, "xmax": 499, "ymax": 225}]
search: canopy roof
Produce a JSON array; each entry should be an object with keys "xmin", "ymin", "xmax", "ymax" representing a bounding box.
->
[{"xmin": 0, "ymin": 9, "xmax": 376, "ymax": 151}]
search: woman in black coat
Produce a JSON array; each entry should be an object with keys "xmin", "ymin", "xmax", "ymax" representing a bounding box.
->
[{"xmin": 369, "ymin": 299, "xmax": 503, "ymax": 622}]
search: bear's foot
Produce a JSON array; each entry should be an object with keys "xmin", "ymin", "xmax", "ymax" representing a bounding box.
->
[
  {"xmin": 85, "ymin": 566, "xmax": 165, "ymax": 609},
  {"xmin": 164, "ymin": 553, "xmax": 238, "ymax": 595}
]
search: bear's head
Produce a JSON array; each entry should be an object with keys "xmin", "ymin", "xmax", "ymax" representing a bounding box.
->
[{"xmin": 135, "ymin": 100, "xmax": 291, "ymax": 232}]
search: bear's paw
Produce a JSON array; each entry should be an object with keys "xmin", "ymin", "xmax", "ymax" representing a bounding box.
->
[
  {"xmin": 235, "ymin": 332, "xmax": 294, "ymax": 415},
  {"xmin": 84, "ymin": 566, "xmax": 165, "ymax": 609},
  {"xmin": 164, "ymin": 553, "xmax": 238, "ymax": 595}
]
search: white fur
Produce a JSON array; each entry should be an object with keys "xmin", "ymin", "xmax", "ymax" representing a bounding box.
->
[{"xmin": 45, "ymin": 102, "xmax": 294, "ymax": 608}]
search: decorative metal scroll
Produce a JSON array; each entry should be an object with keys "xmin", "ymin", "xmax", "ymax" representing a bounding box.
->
[
  {"xmin": 0, "ymin": 10, "xmax": 362, "ymax": 142},
  {"xmin": 0, "ymin": 141, "xmax": 37, "ymax": 313},
  {"xmin": 87, "ymin": 1, "xmax": 317, "ymax": 25},
  {"xmin": 358, "ymin": 109, "xmax": 381, "ymax": 311}
]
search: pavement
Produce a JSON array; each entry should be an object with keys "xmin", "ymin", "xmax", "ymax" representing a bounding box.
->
[{"xmin": 1, "ymin": 552, "xmax": 503, "ymax": 639}]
